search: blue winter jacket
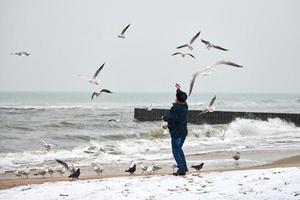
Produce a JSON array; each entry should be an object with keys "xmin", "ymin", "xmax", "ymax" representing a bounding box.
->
[{"xmin": 163, "ymin": 102, "xmax": 188, "ymax": 138}]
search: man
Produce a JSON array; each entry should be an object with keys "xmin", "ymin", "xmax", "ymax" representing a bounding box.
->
[{"xmin": 162, "ymin": 83, "xmax": 188, "ymax": 176}]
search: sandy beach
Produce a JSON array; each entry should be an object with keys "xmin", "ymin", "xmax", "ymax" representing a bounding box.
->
[{"xmin": 1, "ymin": 151, "xmax": 300, "ymax": 191}]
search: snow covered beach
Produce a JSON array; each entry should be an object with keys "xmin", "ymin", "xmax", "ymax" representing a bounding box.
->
[{"xmin": 1, "ymin": 167, "xmax": 299, "ymax": 200}]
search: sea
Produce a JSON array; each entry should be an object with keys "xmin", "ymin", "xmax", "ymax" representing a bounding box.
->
[{"xmin": 0, "ymin": 92, "xmax": 300, "ymax": 172}]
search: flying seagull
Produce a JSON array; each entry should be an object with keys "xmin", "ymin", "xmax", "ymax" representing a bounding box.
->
[
  {"xmin": 176, "ymin": 31, "xmax": 201, "ymax": 50},
  {"xmin": 118, "ymin": 24, "xmax": 130, "ymax": 39},
  {"xmin": 172, "ymin": 52, "xmax": 195, "ymax": 58},
  {"xmin": 77, "ymin": 62, "xmax": 105, "ymax": 85},
  {"xmin": 40, "ymin": 138, "xmax": 57, "ymax": 151},
  {"xmin": 11, "ymin": 51, "xmax": 30, "ymax": 56},
  {"xmin": 188, "ymin": 60, "xmax": 243, "ymax": 96},
  {"xmin": 201, "ymin": 39, "xmax": 229, "ymax": 51},
  {"xmin": 55, "ymin": 159, "xmax": 76, "ymax": 174},
  {"xmin": 91, "ymin": 89, "xmax": 113, "ymax": 100},
  {"xmin": 200, "ymin": 95, "xmax": 216, "ymax": 115},
  {"xmin": 191, "ymin": 162, "xmax": 204, "ymax": 172}
]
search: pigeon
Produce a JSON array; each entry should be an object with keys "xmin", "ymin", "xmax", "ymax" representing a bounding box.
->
[
  {"xmin": 176, "ymin": 31, "xmax": 201, "ymax": 50},
  {"xmin": 55, "ymin": 159, "xmax": 76, "ymax": 173},
  {"xmin": 199, "ymin": 95, "xmax": 216, "ymax": 115},
  {"xmin": 201, "ymin": 39, "xmax": 229, "ymax": 51},
  {"xmin": 118, "ymin": 24, "xmax": 130, "ymax": 39},
  {"xmin": 12, "ymin": 51, "xmax": 30, "ymax": 56},
  {"xmin": 172, "ymin": 52, "xmax": 195, "ymax": 58},
  {"xmin": 77, "ymin": 62, "xmax": 105, "ymax": 85},
  {"xmin": 188, "ymin": 60, "xmax": 243, "ymax": 96},
  {"xmin": 91, "ymin": 89, "xmax": 113, "ymax": 100},
  {"xmin": 40, "ymin": 138, "xmax": 57, "ymax": 151},
  {"xmin": 125, "ymin": 164, "xmax": 136, "ymax": 175},
  {"xmin": 191, "ymin": 163, "xmax": 204, "ymax": 172},
  {"xmin": 69, "ymin": 168, "xmax": 80, "ymax": 179}
]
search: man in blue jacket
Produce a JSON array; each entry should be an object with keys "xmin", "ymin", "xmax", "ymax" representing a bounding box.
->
[{"xmin": 162, "ymin": 83, "xmax": 188, "ymax": 176}]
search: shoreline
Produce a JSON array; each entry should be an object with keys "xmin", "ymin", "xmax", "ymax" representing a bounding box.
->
[{"xmin": 1, "ymin": 153, "xmax": 300, "ymax": 191}]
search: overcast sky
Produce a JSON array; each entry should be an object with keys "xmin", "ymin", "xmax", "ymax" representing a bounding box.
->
[{"xmin": 0, "ymin": 0, "xmax": 299, "ymax": 93}]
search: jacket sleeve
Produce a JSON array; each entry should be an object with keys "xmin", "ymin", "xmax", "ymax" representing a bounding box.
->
[{"xmin": 163, "ymin": 107, "xmax": 177, "ymax": 128}]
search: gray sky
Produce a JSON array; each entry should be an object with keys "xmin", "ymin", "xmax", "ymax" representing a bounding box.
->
[{"xmin": 0, "ymin": 0, "xmax": 299, "ymax": 93}]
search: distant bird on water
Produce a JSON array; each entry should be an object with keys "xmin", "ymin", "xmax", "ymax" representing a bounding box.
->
[
  {"xmin": 91, "ymin": 89, "xmax": 113, "ymax": 100},
  {"xmin": 11, "ymin": 51, "xmax": 30, "ymax": 56},
  {"xmin": 40, "ymin": 138, "xmax": 57, "ymax": 151},
  {"xmin": 77, "ymin": 62, "xmax": 105, "ymax": 85},
  {"xmin": 188, "ymin": 60, "xmax": 243, "ymax": 96},
  {"xmin": 200, "ymin": 95, "xmax": 216, "ymax": 115},
  {"xmin": 201, "ymin": 39, "xmax": 229, "ymax": 51},
  {"xmin": 191, "ymin": 162, "xmax": 204, "ymax": 172},
  {"xmin": 172, "ymin": 52, "xmax": 195, "ymax": 58},
  {"xmin": 118, "ymin": 24, "xmax": 130, "ymax": 39},
  {"xmin": 177, "ymin": 31, "xmax": 201, "ymax": 50}
]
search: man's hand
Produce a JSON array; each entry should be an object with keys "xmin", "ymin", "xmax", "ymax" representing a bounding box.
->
[{"xmin": 175, "ymin": 83, "xmax": 181, "ymax": 90}]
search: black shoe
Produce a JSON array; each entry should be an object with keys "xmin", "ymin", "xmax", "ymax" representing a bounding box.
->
[
  {"xmin": 173, "ymin": 171, "xmax": 186, "ymax": 176},
  {"xmin": 185, "ymin": 168, "xmax": 189, "ymax": 172}
]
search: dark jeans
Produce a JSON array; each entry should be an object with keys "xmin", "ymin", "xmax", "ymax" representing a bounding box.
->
[{"xmin": 171, "ymin": 137, "xmax": 187, "ymax": 173}]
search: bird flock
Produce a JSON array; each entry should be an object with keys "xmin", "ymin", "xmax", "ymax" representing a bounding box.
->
[{"xmin": 10, "ymin": 24, "xmax": 244, "ymax": 180}]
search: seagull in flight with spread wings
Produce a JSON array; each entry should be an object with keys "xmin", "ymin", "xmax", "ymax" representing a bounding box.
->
[
  {"xmin": 200, "ymin": 95, "xmax": 216, "ymax": 115},
  {"xmin": 201, "ymin": 39, "xmax": 229, "ymax": 51},
  {"xmin": 176, "ymin": 31, "xmax": 201, "ymax": 50},
  {"xmin": 77, "ymin": 62, "xmax": 105, "ymax": 85},
  {"xmin": 118, "ymin": 24, "xmax": 130, "ymax": 39},
  {"xmin": 189, "ymin": 60, "xmax": 243, "ymax": 96},
  {"xmin": 172, "ymin": 52, "xmax": 195, "ymax": 58},
  {"xmin": 91, "ymin": 89, "xmax": 113, "ymax": 100}
]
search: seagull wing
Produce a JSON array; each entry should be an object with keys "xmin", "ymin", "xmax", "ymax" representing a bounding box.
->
[
  {"xmin": 190, "ymin": 31, "xmax": 201, "ymax": 44},
  {"xmin": 91, "ymin": 92, "xmax": 98, "ymax": 100},
  {"xmin": 218, "ymin": 60, "xmax": 243, "ymax": 68},
  {"xmin": 201, "ymin": 39, "xmax": 210, "ymax": 45},
  {"xmin": 93, "ymin": 62, "xmax": 105, "ymax": 79},
  {"xmin": 121, "ymin": 24, "xmax": 130, "ymax": 35},
  {"xmin": 172, "ymin": 52, "xmax": 182, "ymax": 56},
  {"xmin": 100, "ymin": 89, "xmax": 113, "ymax": 94},
  {"xmin": 186, "ymin": 53, "xmax": 195, "ymax": 58},
  {"xmin": 176, "ymin": 44, "xmax": 188, "ymax": 49},
  {"xmin": 188, "ymin": 71, "xmax": 200, "ymax": 96},
  {"xmin": 107, "ymin": 119, "xmax": 117, "ymax": 122},
  {"xmin": 40, "ymin": 138, "xmax": 48, "ymax": 145},
  {"xmin": 199, "ymin": 109, "xmax": 208, "ymax": 115},
  {"xmin": 208, "ymin": 95, "xmax": 216, "ymax": 107},
  {"xmin": 55, "ymin": 159, "xmax": 70, "ymax": 171},
  {"xmin": 213, "ymin": 45, "xmax": 229, "ymax": 51}
]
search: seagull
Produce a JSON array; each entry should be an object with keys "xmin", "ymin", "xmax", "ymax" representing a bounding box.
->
[
  {"xmin": 191, "ymin": 162, "xmax": 204, "ymax": 172},
  {"xmin": 11, "ymin": 51, "xmax": 30, "ymax": 56},
  {"xmin": 172, "ymin": 52, "xmax": 195, "ymax": 58},
  {"xmin": 40, "ymin": 138, "xmax": 57, "ymax": 151},
  {"xmin": 69, "ymin": 168, "xmax": 80, "ymax": 179},
  {"xmin": 92, "ymin": 163, "xmax": 104, "ymax": 175},
  {"xmin": 77, "ymin": 62, "xmax": 105, "ymax": 85},
  {"xmin": 152, "ymin": 165, "xmax": 162, "ymax": 174},
  {"xmin": 201, "ymin": 39, "xmax": 229, "ymax": 51},
  {"xmin": 200, "ymin": 95, "xmax": 216, "ymax": 115},
  {"xmin": 91, "ymin": 89, "xmax": 113, "ymax": 100},
  {"xmin": 176, "ymin": 31, "xmax": 201, "ymax": 50},
  {"xmin": 147, "ymin": 104, "xmax": 152, "ymax": 111},
  {"xmin": 141, "ymin": 164, "xmax": 148, "ymax": 174},
  {"xmin": 107, "ymin": 114, "xmax": 122, "ymax": 123},
  {"xmin": 232, "ymin": 152, "xmax": 240, "ymax": 162},
  {"xmin": 118, "ymin": 24, "xmax": 130, "ymax": 39},
  {"xmin": 188, "ymin": 60, "xmax": 243, "ymax": 96},
  {"xmin": 55, "ymin": 159, "xmax": 76, "ymax": 174}
]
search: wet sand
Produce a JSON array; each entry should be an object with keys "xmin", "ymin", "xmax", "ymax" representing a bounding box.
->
[{"xmin": 1, "ymin": 151, "xmax": 300, "ymax": 191}]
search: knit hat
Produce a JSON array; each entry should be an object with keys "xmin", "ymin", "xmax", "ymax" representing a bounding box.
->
[{"xmin": 176, "ymin": 89, "xmax": 187, "ymax": 103}]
